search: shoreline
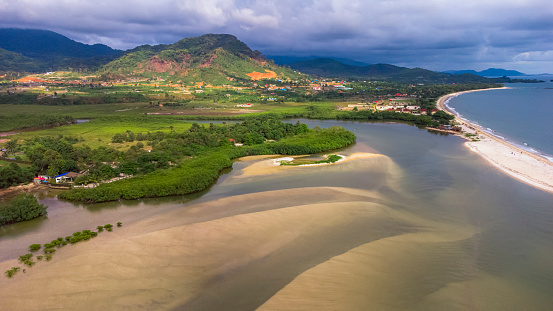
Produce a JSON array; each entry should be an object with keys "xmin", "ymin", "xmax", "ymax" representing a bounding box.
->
[{"xmin": 437, "ymin": 88, "xmax": 553, "ymax": 193}]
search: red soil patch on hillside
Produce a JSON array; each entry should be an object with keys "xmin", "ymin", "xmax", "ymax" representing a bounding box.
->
[
  {"xmin": 199, "ymin": 54, "xmax": 217, "ymax": 68},
  {"xmin": 13, "ymin": 77, "xmax": 48, "ymax": 83},
  {"xmin": 247, "ymin": 70, "xmax": 277, "ymax": 80},
  {"xmin": 142, "ymin": 56, "xmax": 176, "ymax": 74}
]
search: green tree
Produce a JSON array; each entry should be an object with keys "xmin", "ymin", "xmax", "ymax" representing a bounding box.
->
[
  {"xmin": 5, "ymin": 140, "xmax": 18, "ymax": 156},
  {"xmin": 0, "ymin": 194, "xmax": 48, "ymax": 225}
]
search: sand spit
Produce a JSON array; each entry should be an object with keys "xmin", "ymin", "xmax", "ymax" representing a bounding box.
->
[
  {"xmin": 437, "ymin": 89, "xmax": 553, "ymax": 193},
  {"xmin": 241, "ymin": 152, "xmax": 383, "ymax": 177}
]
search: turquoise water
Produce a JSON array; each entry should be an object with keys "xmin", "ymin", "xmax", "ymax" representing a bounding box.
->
[{"xmin": 446, "ymin": 81, "xmax": 553, "ymax": 160}]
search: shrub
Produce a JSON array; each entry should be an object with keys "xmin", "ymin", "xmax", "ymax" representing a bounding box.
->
[
  {"xmin": 5, "ymin": 267, "xmax": 20, "ymax": 278},
  {"xmin": 18, "ymin": 254, "xmax": 33, "ymax": 263},
  {"xmin": 29, "ymin": 244, "xmax": 41, "ymax": 252}
]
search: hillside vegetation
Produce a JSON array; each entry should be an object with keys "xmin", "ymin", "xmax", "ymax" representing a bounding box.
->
[{"xmin": 100, "ymin": 34, "xmax": 303, "ymax": 83}]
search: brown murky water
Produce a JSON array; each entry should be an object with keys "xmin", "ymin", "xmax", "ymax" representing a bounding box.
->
[{"xmin": 1, "ymin": 120, "xmax": 553, "ymax": 310}]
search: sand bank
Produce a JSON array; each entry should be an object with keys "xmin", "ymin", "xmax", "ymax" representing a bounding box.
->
[
  {"xmin": 437, "ymin": 89, "xmax": 553, "ymax": 193},
  {"xmin": 241, "ymin": 152, "xmax": 383, "ymax": 177},
  {"xmin": 0, "ymin": 187, "xmax": 394, "ymax": 310}
]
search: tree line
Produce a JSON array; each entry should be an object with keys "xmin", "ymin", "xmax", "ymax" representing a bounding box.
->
[{"xmin": 59, "ymin": 124, "xmax": 356, "ymax": 203}]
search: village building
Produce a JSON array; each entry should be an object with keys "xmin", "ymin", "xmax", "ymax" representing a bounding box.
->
[{"xmin": 54, "ymin": 172, "xmax": 83, "ymax": 183}]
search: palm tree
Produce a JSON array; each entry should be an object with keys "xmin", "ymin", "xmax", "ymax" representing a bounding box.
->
[{"xmin": 5, "ymin": 140, "xmax": 17, "ymax": 156}]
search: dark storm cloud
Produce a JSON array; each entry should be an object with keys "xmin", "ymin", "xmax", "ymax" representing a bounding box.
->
[{"xmin": 0, "ymin": 0, "xmax": 552, "ymax": 73}]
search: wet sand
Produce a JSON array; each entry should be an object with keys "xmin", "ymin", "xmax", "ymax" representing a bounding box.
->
[
  {"xmin": 437, "ymin": 89, "xmax": 553, "ymax": 193},
  {"xmin": 0, "ymin": 187, "xmax": 395, "ymax": 310}
]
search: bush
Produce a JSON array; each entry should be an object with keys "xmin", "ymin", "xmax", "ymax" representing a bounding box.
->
[
  {"xmin": 29, "ymin": 244, "xmax": 41, "ymax": 252},
  {"xmin": 0, "ymin": 194, "xmax": 48, "ymax": 225},
  {"xmin": 5, "ymin": 267, "xmax": 20, "ymax": 278},
  {"xmin": 18, "ymin": 253, "xmax": 33, "ymax": 263}
]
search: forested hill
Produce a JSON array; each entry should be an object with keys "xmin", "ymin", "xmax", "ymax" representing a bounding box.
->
[
  {"xmin": 287, "ymin": 58, "xmax": 528, "ymax": 83},
  {"xmin": 100, "ymin": 34, "xmax": 303, "ymax": 84},
  {"xmin": 0, "ymin": 28, "xmax": 122, "ymax": 72},
  {"xmin": 0, "ymin": 47, "xmax": 43, "ymax": 72}
]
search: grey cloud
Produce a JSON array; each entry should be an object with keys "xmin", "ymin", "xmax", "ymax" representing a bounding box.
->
[{"xmin": 0, "ymin": 0, "xmax": 552, "ymax": 73}]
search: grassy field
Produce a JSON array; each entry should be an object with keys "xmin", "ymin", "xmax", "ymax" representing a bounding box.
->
[{"xmin": 8, "ymin": 118, "xmax": 196, "ymax": 150}]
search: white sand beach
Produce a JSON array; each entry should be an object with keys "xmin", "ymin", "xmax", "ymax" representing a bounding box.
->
[{"xmin": 437, "ymin": 89, "xmax": 553, "ymax": 193}]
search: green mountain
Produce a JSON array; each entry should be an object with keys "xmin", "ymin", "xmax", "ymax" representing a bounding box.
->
[
  {"xmin": 0, "ymin": 28, "xmax": 121, "ymax": 72},
  {"xmin": 0, "ymin": 47, "xmax": 44, "ymax": 72},
  {"xmin": 101, "ymin": 34, "xmax": 303, "ymax": 84},
  {"xmin": 287, "ymin": 58, "xmax": 525, "ymax": 83}
]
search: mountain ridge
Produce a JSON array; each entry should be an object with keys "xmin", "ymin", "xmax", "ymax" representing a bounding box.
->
[
  {"xmin": 285, "ymin": 58, "xmax": 535, "ymax": 83},
  {"xmin": 100, "ymin": 33, "xmax": 302, "ymax": 83},
  {"xmin": 0, "ymin": 28, "xmax": 122, "ymax": 71},
  {"xmin": 0, "ymin": 28, "xmax": 539, "ymax": 84},
  {"xmin": 443, "ymin": 68, "xmax": 526, "ymax": 76}
]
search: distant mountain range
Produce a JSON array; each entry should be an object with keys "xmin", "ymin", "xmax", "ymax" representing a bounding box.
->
[
  {"xmin": 0, "ymin": 28, "xmax": 538, "ymax": 84},
  {"xmin": 0, "ymin": 29, "xmax": 301, "ymax": 83},
  {"xmin": 443, "ymin": 68, "xmax": 526, "ymax": 77},
  {"xmin": 284, "ymin": 58, "xmax": 514, "ymax": 83},
  {"xmin": 0, "ymin": 28, "xmax": 121, "ymax": 71},
  {"xmin": 268, "ymin": 55, "xmax": 369, "ymax": 67}
]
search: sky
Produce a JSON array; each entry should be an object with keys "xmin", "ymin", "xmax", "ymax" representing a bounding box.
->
[{"xmin": 1, "ymin": 0, "xmax": 552, "ymax": 74}]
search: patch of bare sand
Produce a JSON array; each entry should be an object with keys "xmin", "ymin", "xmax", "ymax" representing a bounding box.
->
[
  {"xmin": 0, "ymin": 182, "xmax": 46, "ymax": 197},
  {"xmin": 236, "ymin": 155, "xmax": 282, "ymax": 162},
  {"xmin": 0, "ymin": 187, "xmax": 390, "ymax": 310},
  {"xmin": 241, "ymin": 152, "xmax": 384, "ymax": 177}
]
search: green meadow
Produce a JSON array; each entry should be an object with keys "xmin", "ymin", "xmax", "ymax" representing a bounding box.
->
[{"xmin": 9, "ymin": 117, "xmax": 196, "ymax": 150}]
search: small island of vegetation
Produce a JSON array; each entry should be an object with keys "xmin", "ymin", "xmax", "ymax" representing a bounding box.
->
[
  {"xmin": 5, "ymin": 222, "xmax": 122, "ymax": 278},
  {"xmin": 278, "ymin": 154, "xmax": 344, "ymax": 166}
]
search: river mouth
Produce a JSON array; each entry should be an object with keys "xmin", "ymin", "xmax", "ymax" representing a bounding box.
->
[{"xmin": 1, "ymin": 120, "xmax": 553, "ymax": 310}]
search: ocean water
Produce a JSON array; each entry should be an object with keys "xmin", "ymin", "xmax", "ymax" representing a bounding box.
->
[{"xmin": 446, "ymin": 79, "xmax": 553, "ymax": 160}]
